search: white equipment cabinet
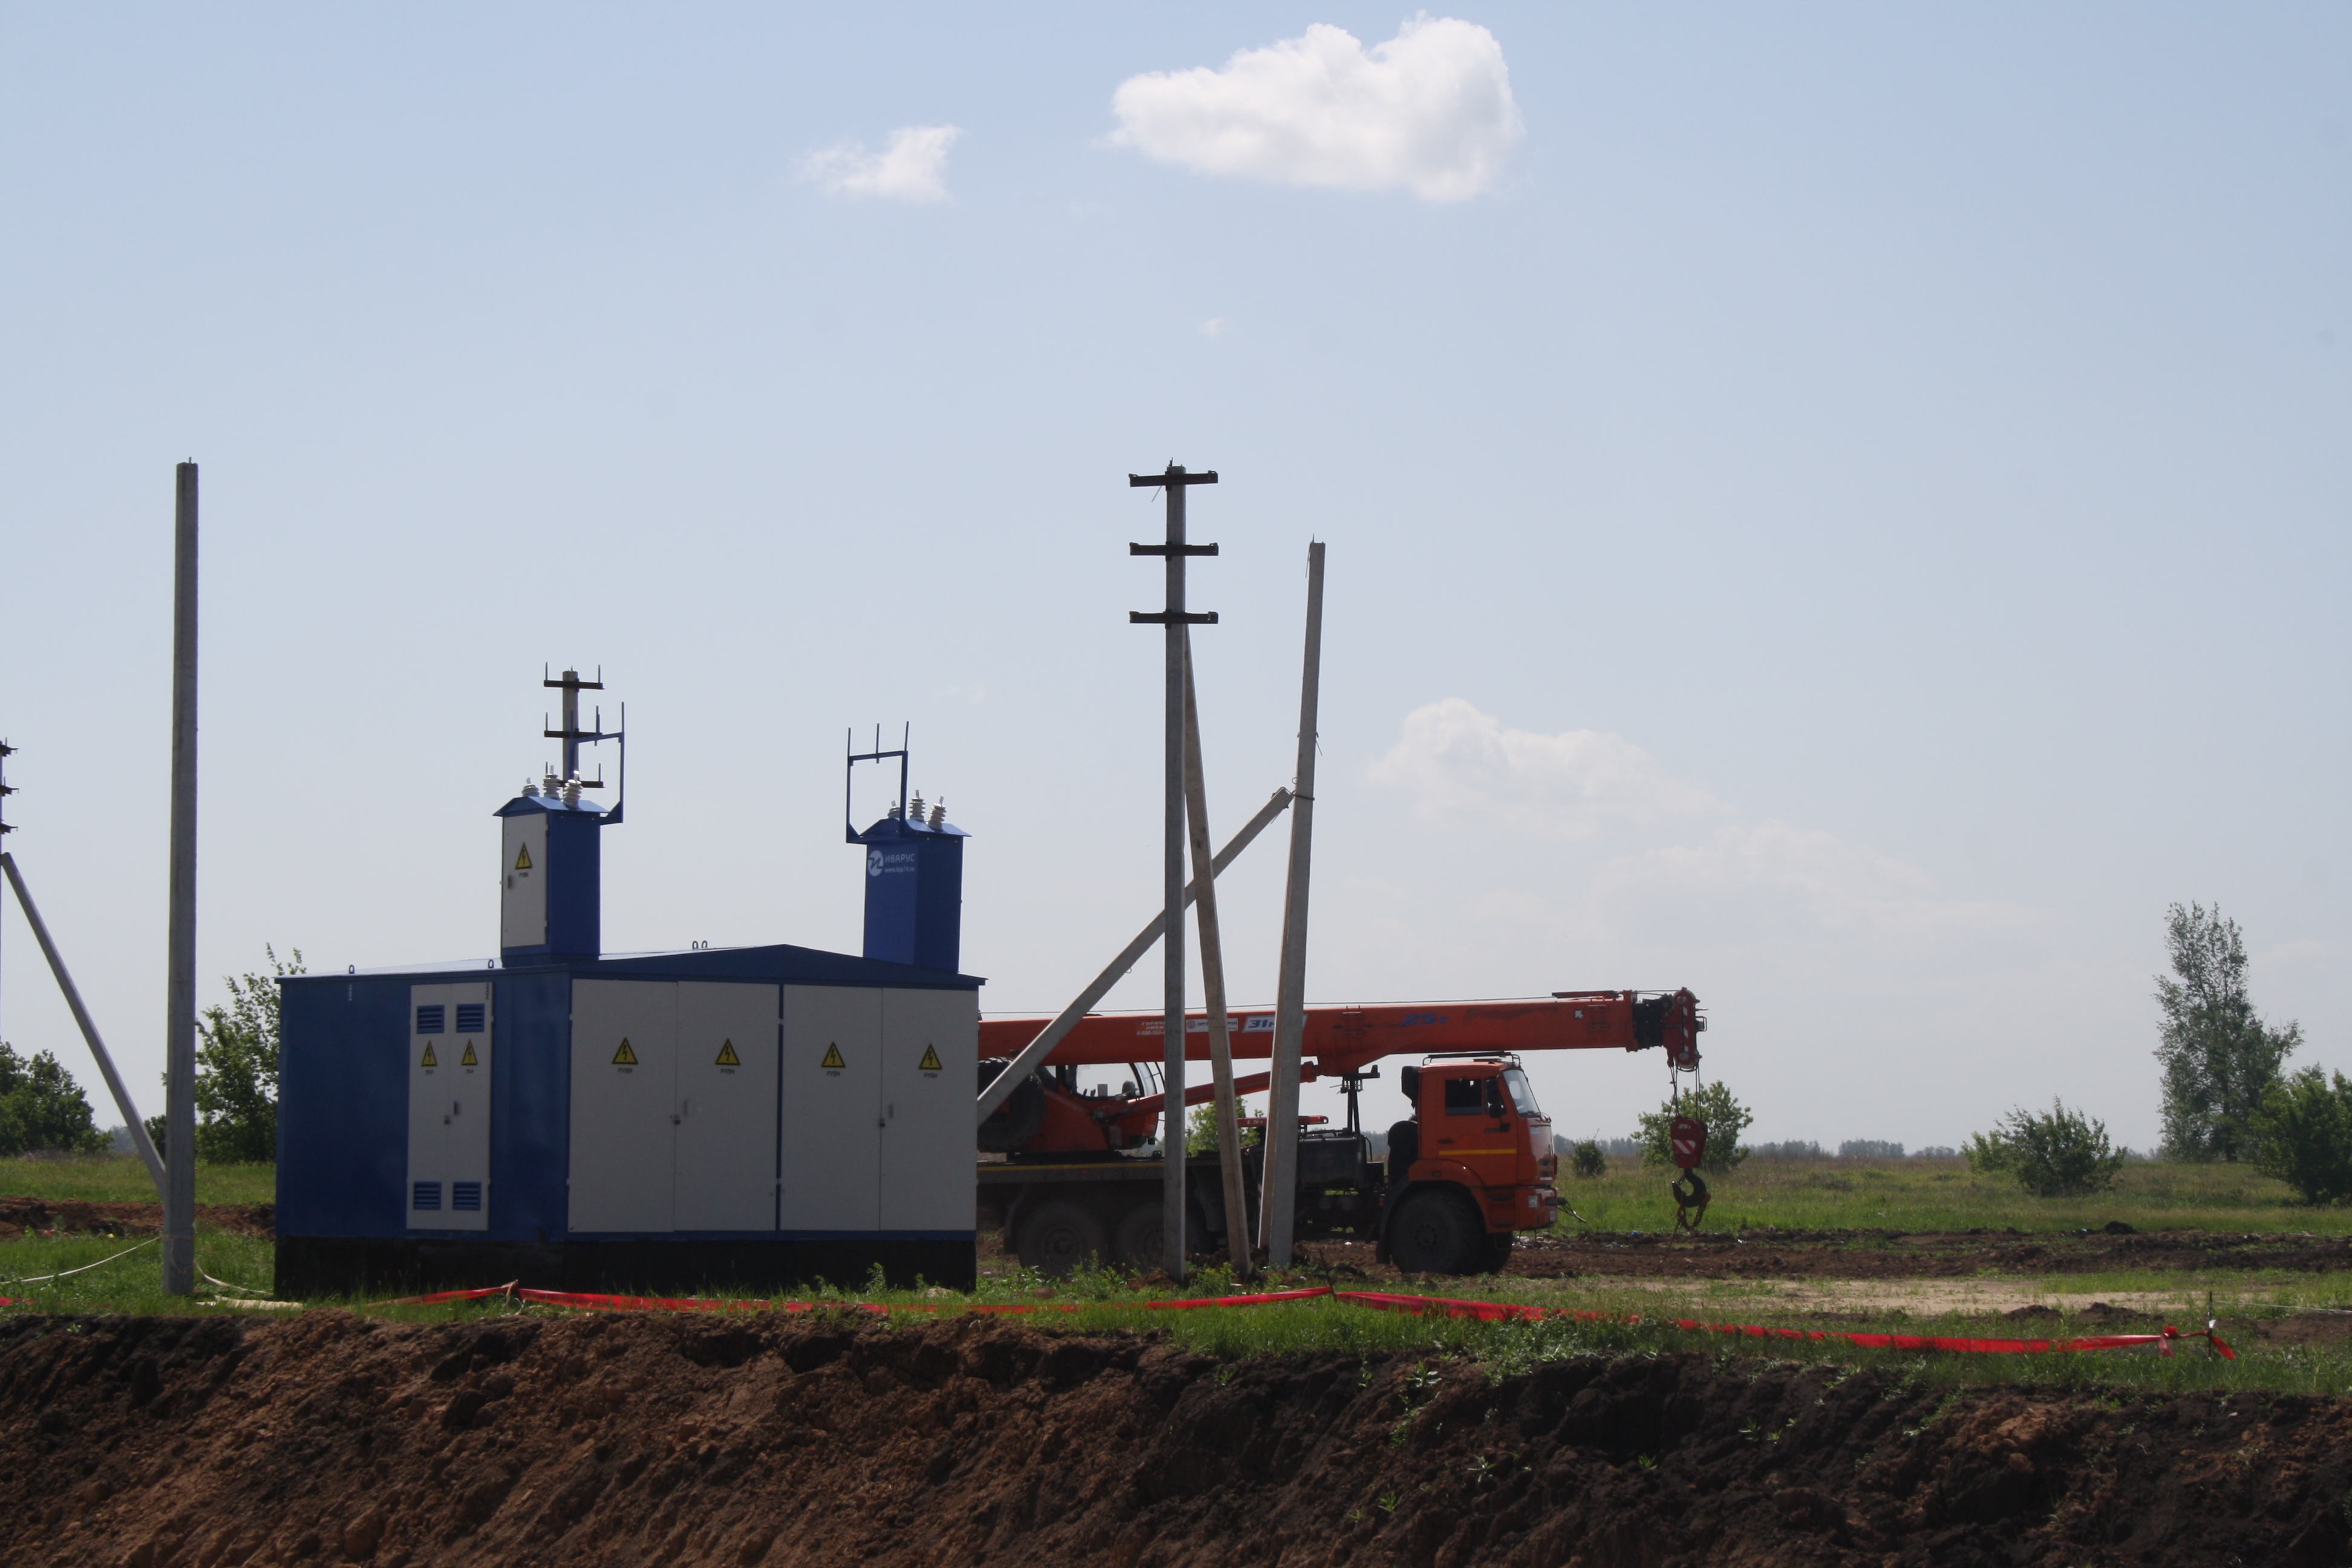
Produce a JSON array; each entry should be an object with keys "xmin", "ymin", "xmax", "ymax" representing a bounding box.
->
[
  {"xmin": 878, "ymin": 987, "xmax": 978, "ymax": 1231},
  {"xmin": 569, "ymin": 978, "xmax": 782, "ymax": 1233},
  {"xmin": 407, "ymin": 981, "xmax": 493, "ymax": 1231},
  {"xmin": 567, "ymin": 976, "xmax": 973, "ymax": 1238},
  {"xmin": 779, "ymin": 985, "xmax": 884, "ymax": 1230},
  {"xmin": 500, "ymin": 813, "xmax": 549, "ymax": 951}
]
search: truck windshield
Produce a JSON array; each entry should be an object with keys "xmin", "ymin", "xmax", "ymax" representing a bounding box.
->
[{"xmin": 1501, "ymin": 1069, "xmax": 1541, "ymax": 1117}]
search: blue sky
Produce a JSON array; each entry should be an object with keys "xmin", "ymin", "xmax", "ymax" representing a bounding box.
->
[{"xmin": 1, "ymin": 5, "xmax": 2344, "ymax": 1152}]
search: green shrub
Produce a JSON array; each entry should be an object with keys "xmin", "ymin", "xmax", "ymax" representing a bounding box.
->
[
  {"xmin": 1568, "ymin": 1139, "xmax": 1607, "ymax": 1178},
  {"xmin": 2252, "ymin": 1068, "xmax": 2352, "ymax": 1206},
  {"xmin": 1634, "ymin": 1080, "xmax": 1751, "ymax": 1175},
  {"xmin": 0, "ymin": 1042, "xmax": 108, "ymax": 1155},
  {"xmin": 1968, "ymin": 1100, "xmax": 2126, "ymax": 1197}
]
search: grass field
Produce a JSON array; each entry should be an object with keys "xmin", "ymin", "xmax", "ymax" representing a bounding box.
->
[
  {"xmin": 1552, "ymin": 1154, "xmax": 2344, "ymax": 1235},
  {"xmin": 0, "ymin": 1154, "xmax": 274, "ymax": 1206},
  {"xmin": 5, "ymin": 1151, "xmax": 2349, "ymax": 1397}
]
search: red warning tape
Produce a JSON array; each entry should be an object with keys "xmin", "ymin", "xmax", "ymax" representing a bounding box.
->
[{"xmin": 1335, "ymin": 1290, "xmax": 2237, "ymax": 1359}]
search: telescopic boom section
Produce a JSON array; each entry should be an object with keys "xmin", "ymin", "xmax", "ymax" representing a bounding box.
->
[{"xmin": 976, "ymin": 988, "xmax": 1702, "ymax": 1153}]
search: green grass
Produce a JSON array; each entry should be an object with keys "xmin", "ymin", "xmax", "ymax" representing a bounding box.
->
[
  {"xmin": 1555, "ymin": 1155, "xmax": 2347, "ymax": 1235},
  {"xmin": 4, "ymin": 1238, "xmax": 2344, "ymax": 1397},
  {"xmin": 0, "ymin": 1153, "xmax": 274, "ymax": 1206}
]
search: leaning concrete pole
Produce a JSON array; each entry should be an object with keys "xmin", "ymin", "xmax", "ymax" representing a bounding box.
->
[
  {"xmin": 0, "ymin": 854, "xmax": 166, "ymax": 1195},
  {"xmin": 1259, "ymin": 541, "xmax": 1325, "ymax": 1267},
  {"xmin": 1180, "ymin": 638, "xmax": 1252, "ymax": 1277},
  {"xmin": 163, "ymin": 462, "xmax": 199, "ymax": 1296}
]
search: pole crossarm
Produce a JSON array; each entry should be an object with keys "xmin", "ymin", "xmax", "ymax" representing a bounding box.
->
[
  {"xmin": 1129, "ymin": 469, "xmax": 1220, "ymax": 488},
  {"xmin": 1128, "ymin": 611, "xmax": 1219, "ymax": 625}
]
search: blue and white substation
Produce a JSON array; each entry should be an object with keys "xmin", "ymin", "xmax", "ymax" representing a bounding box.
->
[{"xmin": 274, "ymin": 678, "xmax": 982, "ymax": 1296}]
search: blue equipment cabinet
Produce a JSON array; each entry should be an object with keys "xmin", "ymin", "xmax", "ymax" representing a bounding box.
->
[{"xmin": 274, "ymin": 699, "xmax": 983, "ymax": 1298}]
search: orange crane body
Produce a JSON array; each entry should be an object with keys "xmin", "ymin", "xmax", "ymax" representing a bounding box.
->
[{"xmin": 974, "ymin": 988, "xmax": 1704, "ymax": 1276}]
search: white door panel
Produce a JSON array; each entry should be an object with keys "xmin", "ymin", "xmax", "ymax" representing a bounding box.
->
[
  {"xmin": 407, "ymin": 982, "xmax": 493, "ymax": 1232},
  {"xmin": 779, "ymin": 985, "xmax": 882, "ymax": 1232},
  {"xmin": 569, "ymin": 979, "xmax": 677, "ymax": 1233},
  {"xmin": 675, "ymin": 981, "xmax": 780, "ymax": 1232},
  {"xmin": 500, "ymin": 814, "xmax": 548, "ymax": 950},
  {"xmin": 880, "ymin": 988, "xmax": 977, "ymax": 1232}
]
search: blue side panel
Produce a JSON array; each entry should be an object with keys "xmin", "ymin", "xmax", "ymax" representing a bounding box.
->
[
  {"xmin": 857, "ymin": 821, "xmax": 965, "ymax": 973},
  {"xmin": 490, "ymin": 969, "xmax": 570, "ymax": 1242},
  {"xmin": 912, "ymin": 834, "xmax": 964, "ymax": 974},
  {"xmin": 276, "ymin": 976, "xmax": 409, "ymax": 1237},
  {"xmin": 545, "ymin": 812, "xmax": 601, "ymax": 958}
]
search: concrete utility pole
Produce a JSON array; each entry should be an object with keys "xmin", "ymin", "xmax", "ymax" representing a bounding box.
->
[
  {"xmin": 1259, "ymin": 542, "xmax": 1326, "ymax": 1267},
  {"xmin": 0, "ymin": 739, "xmax": 13, "ymax": 1038},
  {"xmin": 1180, "ymin": 638, "xmax": 1251, "ymax": 1276},
  {"xmin": 1129, "ymin": 462, "xmax": 1217, "ymax": 1279},
  {"xmin": 163, "ymin": 462, "xmax": 199, "ymax": 1296}
]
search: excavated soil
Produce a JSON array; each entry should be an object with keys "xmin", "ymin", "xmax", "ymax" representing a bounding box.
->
[
  {"xmin": 0, "ymin": 1196, "xmax": 275, "ymax": 1242},
  {"xmin": 5, "ymin": 1309, "xmax": 2350, "ymax": 1567}
]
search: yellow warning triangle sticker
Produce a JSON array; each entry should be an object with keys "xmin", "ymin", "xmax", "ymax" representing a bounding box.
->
[
  {"xmin": 419, "ymin": 1043, "xmax": 437, "ymax": 1068},
  {"xmin": 612, "ymin": 1037, "xmax": 638, "ymax": 1066},
  {"xmin": 514, "ymin": 843, "xmax": 533, "ymax": 871},
  {"xmin": 460, "ymin": 1042, "xmax": 479, "ymax": 1067},
  {"xmin": 714, "ymin": 1039, "xmax": 740, "ymax": 1067},
  {"xmin": 917, "ymin": 1044, "xmax": 942, "ymax": 1072},
  {"xmin": 820, "ymin": 1042, "xmax": 846, "ymax": 1070}
]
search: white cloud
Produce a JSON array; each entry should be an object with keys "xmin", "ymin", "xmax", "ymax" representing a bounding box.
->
[
  {"xmin": 1108, "ymin": 17, "xmax": 1523, "ymax": 200},
  {"xmin": 1369, "ymin": 697, "xmax": 1728, "ymax": 840},
  {"xmin": 799, "ymin": 125, "xmax": 963, "ymax": 203},
  {"xmin": 1198, "ymin": 317, "xmax": 1228, "ymax": 337}
]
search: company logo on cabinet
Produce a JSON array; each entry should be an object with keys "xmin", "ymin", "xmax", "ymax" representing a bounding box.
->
[
  {"xmin": 869, "ymin": 848, "xmax": 918, "ymax": 877},
  {"xmin": 867, "ymin": 848, "xmax": 884, "ymax": 877}
]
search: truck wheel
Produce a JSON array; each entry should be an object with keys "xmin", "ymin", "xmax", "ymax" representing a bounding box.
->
[
  {"xmin": 1388, "ymin": 1189, "xmax": 1483, "ymax": 1275},
  {"xmin": 1478, "ymin": 1231, "xmax": 1515, "ymax": 1274},
  {"xmin": 1014, "ymin": 1198, "xmax": 1107, "ymax": 1276},
  {"xmin": 1111, "ymin": 1198, "xmax": 1204, "ymax": 1273}
]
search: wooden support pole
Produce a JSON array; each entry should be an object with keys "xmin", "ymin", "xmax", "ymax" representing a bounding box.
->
[{"xmin": 1181, "ymin": 637, "xmax": 1252, "ymax": 1277}]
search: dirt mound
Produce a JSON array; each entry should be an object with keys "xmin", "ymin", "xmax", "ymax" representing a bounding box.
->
[
  {"xmin": 4, "ymin": 1310, "xmax": 2348, "ymax": 1567},
  {"xmin": 0, "ymin": 1195, "xmax": 275, "ymax": 1241}
]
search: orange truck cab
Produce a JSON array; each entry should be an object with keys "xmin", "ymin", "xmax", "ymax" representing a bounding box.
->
[{"xmin": 1379, "ymin": 1055, "xmax": 1557, "ymax": 1274}]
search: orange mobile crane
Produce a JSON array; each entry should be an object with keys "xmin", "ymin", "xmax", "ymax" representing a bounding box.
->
[{"xmin": 973, "ymin": 988, "xmax": 1703, "ymax": 1275}]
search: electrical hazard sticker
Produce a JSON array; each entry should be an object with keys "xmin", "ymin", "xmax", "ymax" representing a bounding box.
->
[
  {"xmin": 820, "ymin": 1042, "xmax": 846, "ymax": 1071},
  {"xmin": 917, "ymin": 1044, "xmax": 942, "ymax": 1073},
  {"xmin": 714, "ymin": 1039, "xmax": 741, "ymax": 1068},
  {"xmin": 419, "ymin": 1043, "xmax": 438, "ymax": 1068},
  {"xmin": 514, "ymin": 843, "xmax": 532, "ymax": 871},
  {"xmin": 612, "ymin": 1038, "xmax": 638, "ymax": 1067},
  {"xmin": 460, "ymin": 1042, "xmax": 479, "ymax": 1067}
]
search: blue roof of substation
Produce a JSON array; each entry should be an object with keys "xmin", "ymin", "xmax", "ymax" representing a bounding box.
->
[{"xmin": 287, "ymin": 941, "xmax": 983, "ymax": 990}]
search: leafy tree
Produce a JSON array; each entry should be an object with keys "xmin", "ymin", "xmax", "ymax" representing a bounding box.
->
[
  {"xmin": 1183, "ymin": 1096, "xmax": 1261, "ymax": 1156},
  {"xmin": 2251, "ymin": 1068, "xmax": 2352, "ymax": 1206},
  {"xmin": 2155, "ymin": 903, "xmax": 2300, "ymax": 1161},
  {"xmin": 1567, "ymin": 1139, "xmax": 1607, "ymax": 1178},
  {"xmin": 1634, "ymin": 1080, "xmax": 1751, "ymax": 1174},
  {"xmin": 1968, "ymin": 1100, "xmax": 2126, "ymax": 1197},
  {"xmin": 0, "ymin": 1042, "xmax": 108, "ymax": 1155},
  {"xmin": 145, "ymin": 946, "xmax": 302, "ymax": 1164}
]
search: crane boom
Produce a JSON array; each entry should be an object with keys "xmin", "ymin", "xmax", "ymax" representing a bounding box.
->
[{"xmin": 977, "ymin": 988, "xmax": 1702, "ymax": 1080}]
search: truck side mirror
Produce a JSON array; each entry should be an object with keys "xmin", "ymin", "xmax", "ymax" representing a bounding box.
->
[{"xmin": 1399, "ymin": 1065, "xmax": 1421, "ymax": 1103}]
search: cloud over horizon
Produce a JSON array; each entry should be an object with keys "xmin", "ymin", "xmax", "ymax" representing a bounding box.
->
[
  {"xmin": 1370, "ymin": 697, "xmax": 1728, "ymax": 840},
  {"xmin": 1109, "ymin": 18, "xmax": 1523, "ymax": 200},
  {"xmin": 799, "ymin": 125, "xmax": 963, "ymax": 203}
]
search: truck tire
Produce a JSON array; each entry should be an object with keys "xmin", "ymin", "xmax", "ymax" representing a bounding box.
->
[
  {"xmin": 1388, "ymin": 1188, "xmax": 1483, "ymax": 1275},
  {"xmin": 978, "ymin": 1057, "xmax": 1048, "ymax": 1153},
  {"xmin": 1014, "ymin": 1198, "xmax": 1107, "ymax": 1275},
  {"xmin": 1111, "ymin": 1196, "xmax": 1203, "ymax": 1273},
  {"xmin": 1478, "ymin": 1230, "xmax": 1514, "ymax": 1274}
]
